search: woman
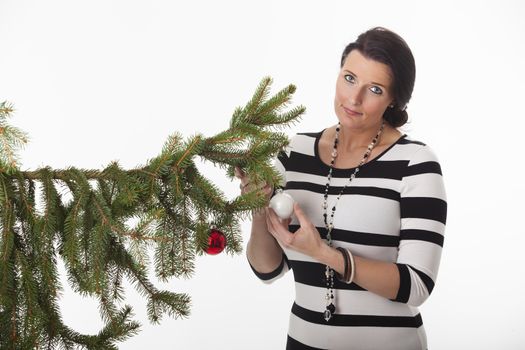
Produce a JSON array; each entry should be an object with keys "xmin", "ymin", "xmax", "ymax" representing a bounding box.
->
[{"xmin": 236, "ymin": 27, "xmax": 447, "ymax": 350}]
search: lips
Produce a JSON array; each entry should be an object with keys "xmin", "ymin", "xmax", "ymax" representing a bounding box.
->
[{"xmin": 342, "ymin": 106, "xmax": 363, "ymax": 116}]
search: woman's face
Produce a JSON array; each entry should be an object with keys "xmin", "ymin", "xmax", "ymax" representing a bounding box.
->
[{"xmin": 334, "ymin": 49, "xmax": 394, "ymax": 131}]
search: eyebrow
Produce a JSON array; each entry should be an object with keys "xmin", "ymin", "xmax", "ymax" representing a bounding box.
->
[{"xmin": 344, "ymin": 69, "xmax": 389, "ymax": 89}]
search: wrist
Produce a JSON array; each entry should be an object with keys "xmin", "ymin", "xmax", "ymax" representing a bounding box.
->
[
  {"xmin": 251, "ymin": 208, "xmax": 267, "ymax": 222},
  {"xmin": 316, "ymin": 242, "xmax": 336, "ymax": 266},
  {"xmin": 335, "ymin": 247, "xmax": 355, "ymax": 284}
]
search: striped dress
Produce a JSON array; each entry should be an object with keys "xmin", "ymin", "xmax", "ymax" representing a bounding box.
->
[{"xmin": 249, "ymin": 131, "xmax": 447, "ymax": 350}]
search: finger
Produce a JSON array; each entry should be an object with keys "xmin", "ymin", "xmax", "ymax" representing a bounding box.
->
[
  {"xmin": 235, "ymin": 167, "xmax": 251, "ymax": 192},
  {"xmin": 265, "ymin": 208, "xmax": 277, "ymax": 237},
  {"xmin": 245, "ymin": 181, "xmax": 270, "ymax": 195},
  {"xmin": 266, "ymin": 208, "xmax": 293, "ymax": 245},
  {"xmin": 293, "ymin": 202, "xmax": 310, "ymax": 227},
  {"xmin": 240, "ymin": 183, "xmax": 250, "ymax": 196},
  {"xmin": 265, "ymin": 207, "xmax": 276, "ymax": 225},
  {"xmin": 263, "ymin": 184, "xmax": 273, "ymax": 194},
  {"xmin": 267, "ymin": 207, "xmax": 283, "ymax": 225},
  {"xmin": 266, "ymin": 208, "xmax": 281, "ymax": 235},
  {"xmin": 255, "ymin": 183, "xmax": 272, "ymax": 196},
  {"xmin": 234, "ymin": 166, "xmax": 245, "ymax": 179}
]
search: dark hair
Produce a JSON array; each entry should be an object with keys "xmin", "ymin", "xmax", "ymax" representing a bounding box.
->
[{"xmin": 340, "ymin": 27, "xmax": 415, "ymax": 128}]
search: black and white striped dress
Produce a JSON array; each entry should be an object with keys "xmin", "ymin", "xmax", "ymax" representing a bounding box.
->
[{"xmin": 249, "ymin": 131, "xmax": 447, "ymax": 350}]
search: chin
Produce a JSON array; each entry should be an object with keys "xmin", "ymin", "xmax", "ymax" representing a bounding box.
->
[{"xmin": 336, "ymin": 113, "xmax": 364, "ymax": 128}]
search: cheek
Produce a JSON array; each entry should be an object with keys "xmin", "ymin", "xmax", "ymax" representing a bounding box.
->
[
  {"xmin": 334, "ymin": 80, "xmax": 347, "ymax": 104},
  {"xmin": 363, "ymin": 98, "xmax": 389, "ymax": 116}
]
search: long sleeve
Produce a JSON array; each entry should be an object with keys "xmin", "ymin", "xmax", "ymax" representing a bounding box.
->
[
  {"xmin": 392, "ymin": 145, "xmax": 447, "ymax": 306},
  {"xmin": 247, "ymin": 138, "xmax": 295, "ymax": 284},
  {"xmin": 248, "ymin": 253, "xmax": 290, "ymax": 284}
]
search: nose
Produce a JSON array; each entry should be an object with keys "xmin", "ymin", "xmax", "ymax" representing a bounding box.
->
[{"xmin": 347, "ymin": 86, "xmax": 363, "ymax": 106}]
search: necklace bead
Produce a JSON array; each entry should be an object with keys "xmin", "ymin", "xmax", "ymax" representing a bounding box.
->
[{"xmin": 322, "ymin": 120, "xmax": 385, "ymax": 322}]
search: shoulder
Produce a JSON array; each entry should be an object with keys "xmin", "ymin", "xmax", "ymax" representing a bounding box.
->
[
  {"xmin": 291, "ymin": 131, "xmax": 323, "ymax": 145},
  {"xmin": 282, "ymin": 130, "xmax": 323, "ymax": 158},
  {"xmin": 403, "ymin": 136, "xmax": 442, "ymax": 165},
  {"xmin": 394, "ymin": 136, "xmax": 444, "ymax": 178},
  {"xmin": 383, "ymin": 135, "xmax": 442, "ymax": 165}
]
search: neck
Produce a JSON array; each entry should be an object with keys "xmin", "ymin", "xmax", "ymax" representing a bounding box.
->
[{"xmin": 338, "ymin": 121, "xmax": 388, "ymax": 152}]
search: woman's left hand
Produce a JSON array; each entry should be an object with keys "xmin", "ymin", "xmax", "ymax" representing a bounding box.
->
[{"xmin": 266, "ymin": 202, "xmax": 325, "ymax": 259}]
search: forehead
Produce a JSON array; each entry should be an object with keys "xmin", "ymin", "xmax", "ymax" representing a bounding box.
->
[{"xmin": 342, "ymin": 50, "xmax": 392, "ymax": 87}]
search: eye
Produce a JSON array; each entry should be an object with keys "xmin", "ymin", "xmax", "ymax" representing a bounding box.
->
[
  {"xmin": 344, "ymin": 74, "xmax": 355, "ymax": 83},
  {"xmin": 369, "ymin": 86, "xmax": 383, "ymax": 95}
]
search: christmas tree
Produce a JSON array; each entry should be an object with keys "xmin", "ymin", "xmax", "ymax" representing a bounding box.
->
[{"xmin": 0, "ymin": 77, "xmax": 304, "ymax": 349}]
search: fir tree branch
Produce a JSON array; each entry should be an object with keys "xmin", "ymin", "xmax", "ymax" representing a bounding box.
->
[
  {"xmin": 0, "ymin": 102, "xmax": 29, "ymax": 175},
  {"xmin": 0, "ymin": 77, "xmax": 305, "ymax": 348}
]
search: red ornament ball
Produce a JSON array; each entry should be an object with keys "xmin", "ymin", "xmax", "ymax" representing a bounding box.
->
[{"xmin": 206, "ymin": 228, "xmax": 226, "ymax": 255}]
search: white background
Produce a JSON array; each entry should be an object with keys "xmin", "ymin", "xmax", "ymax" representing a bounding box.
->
[{"xmin": 1, "ymin": 1, "xmax": 524, "ymax": 349}]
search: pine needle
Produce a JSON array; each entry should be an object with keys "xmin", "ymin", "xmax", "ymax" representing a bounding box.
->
[{"xmin": 0, "ymin": 77, "xmax": 305, "ymax": 348}]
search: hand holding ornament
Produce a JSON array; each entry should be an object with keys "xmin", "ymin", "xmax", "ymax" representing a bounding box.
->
[
  {"xmin": 269, "ymin": 189, "xmax": 294, "ymax": 220},
  {"xmin": 266, "ymin": 202, "xmax": 325, "ymax": 259}
]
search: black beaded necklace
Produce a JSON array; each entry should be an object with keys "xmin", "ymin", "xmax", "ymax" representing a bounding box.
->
[{"xmin": 322, "ymin": 120, "xmax": 385, "ymax": 322}]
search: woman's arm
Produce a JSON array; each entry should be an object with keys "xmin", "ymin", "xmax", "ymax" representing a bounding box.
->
[
  {"xmin": 234, "ymin": 167, "xmax": 286, "ymax": 275},
  {"xmin": 266, "ymin": 145, "xmax": 447, "ymax": 305},
  {"xmin": 246, "ymin": 211, "xmax": 285, "ymax": 274},
  {"xmin": 267, "ymin": 204, "xmax": 399, "ymax": 300},
  {"xmin": 316, "ymin": 244, "xmax": 400, "ymax": 300}
]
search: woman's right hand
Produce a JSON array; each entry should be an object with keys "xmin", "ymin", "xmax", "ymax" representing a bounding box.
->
[{"xmin": 234, "ymin": 166, "xmax": 273, "ymax": 218}]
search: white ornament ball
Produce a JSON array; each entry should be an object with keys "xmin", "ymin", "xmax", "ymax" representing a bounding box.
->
[{"xmin": 269, "ymin": 190, "xmax": 295, "ymax": 219}]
